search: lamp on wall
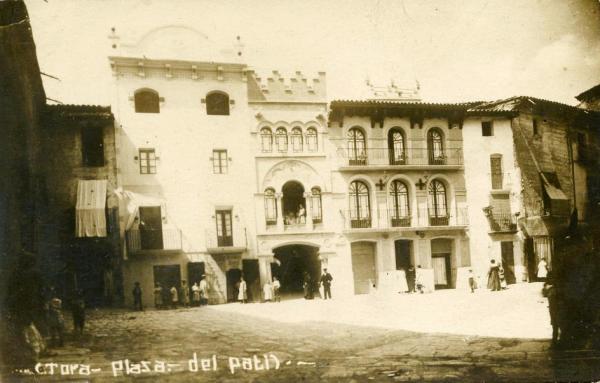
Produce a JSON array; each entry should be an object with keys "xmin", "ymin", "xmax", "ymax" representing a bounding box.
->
[{"xmin": 416, "ymin": 230, "xmax": 425, "ymax": 238}]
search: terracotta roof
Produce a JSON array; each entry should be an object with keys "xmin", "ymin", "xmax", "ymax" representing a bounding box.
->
[{"xmin": 331, "ymin": 99, "xmax": 483, "ymax": 108}]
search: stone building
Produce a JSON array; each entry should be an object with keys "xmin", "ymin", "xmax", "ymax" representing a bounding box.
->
[
  {"xmin": 39, "ymin": 105, "xmax": 120, "ymax": 305},
  {"xmin": 107, "ymin": 26, "xmax": 600, "ymax": 305}
]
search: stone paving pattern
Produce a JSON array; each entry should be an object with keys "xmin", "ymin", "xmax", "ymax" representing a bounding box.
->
[{"xmin": 4, "ymin": 305, "xmax": 600, "ymax": 382}]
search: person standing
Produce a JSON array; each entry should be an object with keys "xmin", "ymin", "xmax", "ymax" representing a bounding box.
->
[
  {"xmin": 542, "ymin": 272, "xmax": 561, "ymax": 347},
  {"xmin": 71, "ymin": 290, "xmax": 86, "ymax": 337},
  {"xmin": 191, "ymin": 282, "xmax": 200, "ymax": 306},
  {"xmin": 406, "ymin": 265, "xmax": 416, "ymax": 293},
  {"xmin": 537, "ymin": 257, "xmax": 548, "ymax": 281},
  {"xmin": 303, "ymin": 272, "xmax": 313, "ymax": 299},
  {"xmin": 499, "ymin": 266, "xmax": 508, "ymax": 290},
  {"xmin": 487, "ymin": 259, "xmax": 501, "ymax": 291},
  {"xmin": 48, "ymin": 296, "xmax": 65, "ymax": 347},
  {"xmin": 263, "ymin": 280, "xmax": 273, "ymax": 302},
  {"xmin": 320, "ymin": 268, "xmax": 333, "ymax": 299},
  {"xmin": 153, "ymin": 283, "xmax": 163, "ymax": 309},
  {"xmin": 180, "ymin": 280, "xmax": 190, "ymax": 308},
  {"xmin": 468, "ymin": 269, "xmax": 476, "ymax": 293},
  {"xmin": 132, "ymin": 282, "xmax": 143, "ymax": 311},
  {"xmin": 238, "ymin": 277, "xmax": 248, "ymax": 304},
  {"xmin": 199, "ymin": 275, "xmax": 209, "ymax": 306},
  {"xmin": 298, "ymin": 204, "xmax": 306, "ymax": 224},
  {"xmin": 170, "ymin": 285, "xmax": 179, "ymax": 309},
  {"xmin": 272, "ymin": 277, "xmax": 281, "ymax": 302}
]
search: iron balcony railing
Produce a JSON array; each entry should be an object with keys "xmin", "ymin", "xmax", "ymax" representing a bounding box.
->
[
  {"xmin": 337, "ymin": 147, "xmax": 464, "ymax": 167},
  {"xmin": 205, "ymin": 225, "xmax": 247, "ymax": 250},
  {"xmin": 342, "ymin": 208, "xmax": 469, "ymax": 230},
  {"xmin": 487, "ymin": 212, "xmax": 517, "ymax": 232},
  {"xmin": 126, "ymin": 228, "xmax": 182, "ymax": 253}
]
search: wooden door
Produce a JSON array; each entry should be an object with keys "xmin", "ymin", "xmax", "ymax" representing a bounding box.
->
[
  {"xmin": 432, "ymin": 255, "xmax": 451, "ymax": 288},
  {"xmin": 139, "ymin": 206, "xmax": 163, "ymax": 250},
  {"xmin": 351, "ymin": 242, "xmax": 376, "ymax": 294},
  {"xmin": 216, "ymin": 210, "xmax": 233, "ymax": 246},
  {"xmin": 501, "ymin": 241, "xmax": 517, "ymax": 284},
  {"xmin": 395, "ymin": 240, "xmax": 412, "ymax": 270}
]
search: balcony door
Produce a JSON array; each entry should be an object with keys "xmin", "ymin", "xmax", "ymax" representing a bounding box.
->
[
  {"xmin": 139, "ymin": 206, "xmax": 163, "ymax": 250},
  {"xmin": 216, "ymin": 210, "xmax": 233, "ymax": 246}
]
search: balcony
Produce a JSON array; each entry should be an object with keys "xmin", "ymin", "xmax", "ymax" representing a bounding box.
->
[
  {"xmin": 126, "ymin": 228, "xmax": 182, "ymax": 254},
  {"xmin": 487, "ymin": 212, "xmax": 518, "ymax": 233},
  {"xmin": 342, "ymin": 208, "xmax": 469, "ymax": 231},
  {"xmin": 205, "ymin": 226, "xmax": 247, "ymax": 254},
  {"xmin": 336, "ymin": 147, "xmax": 463, "ymax": 170}
]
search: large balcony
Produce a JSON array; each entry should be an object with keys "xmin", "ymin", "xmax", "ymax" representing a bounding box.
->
[
  {"xmin": 336, "ymin": 146, "xmax": 463, "ymax": 170},
  {"xmin": 486, "ymin": 212, "xmax": 518, "ymax": 233},
  {"xmin": 205, "ymin": 225, "xmax": 247, "ymax": 254},
  {"xmin": 126, "ymin": 228, "xmax": 182, "ymax": 254},
  {"xmin": 342, "ymin": 208, "xmax": 469, "ymax": 232}
]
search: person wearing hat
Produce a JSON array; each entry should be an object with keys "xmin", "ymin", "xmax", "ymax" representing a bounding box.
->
[{"xmin": 320, "ymin": 268, "xmax": 333, "ymax": 299}]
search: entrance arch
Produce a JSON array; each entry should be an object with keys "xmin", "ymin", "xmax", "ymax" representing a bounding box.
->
[
  {"xmin": 271, "ymin": 244, "xmax": 321, "ymax": 298},
  {"xmin": 282, "ymin": 181, "xmax": 306, "ymax": 225}
]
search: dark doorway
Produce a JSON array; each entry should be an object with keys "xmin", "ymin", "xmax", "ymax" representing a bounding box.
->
[
  {"xmin": 394, "ymin": 240, "xmax": 412, "ymax": 270},
  {"xmin": 271, "ymin": 245, "xmax": 321, "ymax": 298},
  {"xmin": 501, "ymin": 241, "xmax": 517, "ymax": 284},
  {"xmin": 153, "ymin": 265, "xmax": 181, "ymax": 292},
  {"xmin": 282, "ymin": 181, "xmax": 306, "ymax": 225},
  {"xmin": 226, "ymin": 268, "xmax": 242, "ymax": 302},
  {"xmin": 187, "ymin": 262, "xmax": 205, "ymax": 287},
  {"xmin": 139, "ymin": 206, "xmax": 163, "ymax": 250},
  {"xmin": 242, "ymin": 259, "xmax": 260, "ymax": 302},
  {"xmin": 525, "ymin": 238, "xmax": 535, "ymax": 282}
]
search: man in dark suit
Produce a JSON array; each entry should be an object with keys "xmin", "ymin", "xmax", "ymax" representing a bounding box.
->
[{"xmin": 320, "ymin": 268, "xmax": 333, "ymax": 299}]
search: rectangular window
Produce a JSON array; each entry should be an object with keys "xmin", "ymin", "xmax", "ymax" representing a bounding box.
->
[
  {"xmin": 139, "ymin": 148, "xmax": 157, "ymax": 174},
  {"xmin": 215, "ymin": 210, "xmax": 233, "ymax": 246},
  {"xmin": 81, "ymin": 126, "xmax": 104, "ymax": 167},
  {"xmin": 212, "ymin": 150, "xmax": 228, "ymax": 174},
  {"xmin": 490, "ymin": 155, "xmax": 503, "ymax": 189},
  {"xmin": 481, "ymin": 121, "xmax": 493, "ymax": 137}
]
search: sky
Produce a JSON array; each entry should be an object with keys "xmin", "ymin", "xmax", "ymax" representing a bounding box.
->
[{"xmin": 25, "ymin": 0, "xmax": 600, "ymax": 106}]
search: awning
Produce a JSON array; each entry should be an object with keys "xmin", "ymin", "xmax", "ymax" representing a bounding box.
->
[
  {"xmin": 542, "ymin": 178, "xmax": 570, "ymax": 216},
  {"xmin": 76, "ymin": 180, "xmax": 107, "ymax": 237}
]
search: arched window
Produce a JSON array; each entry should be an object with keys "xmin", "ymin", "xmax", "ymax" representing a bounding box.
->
[
  {"xmin": 291, "ymin": 127, "xmax": 303, "ymax": 152},
  {"xmin": 260, "ymin": 128, "xmax": 273, "ymax": 152},
  {"xmin": 310, "ymin": 187, "xmax": 322, "ymax": 223},
  {"xmin": 390, "ymin": 180, "xmax": 410, "ymax": 227},
  {"xmin": 206, "ymin": 91, "xmax": 230, "ymax": 115},
  {"xmin": 427, "ymin": 128, "xmax": 445, "ymax": 165},
  {"xmin": 306, "ymin": 127, "xmax": 318, "ymax": 152},
  {"xmin": 349, "ymin": 180, "xmax": 371, "ymax": 228},
  {"xmin": 264, "ymin": 188, "xmax": 277, "ymax": 225},
  {"xmin": 275, "ymin": 127, "xmax": 288, "ymax": 152},
  {"xmin": 134, "ymin": 89, "xmax": 160, "ymax": 113},
  {"xmin": 428, "ymin": 179, "xmax": 448, "ymax": 225},
  {"xmin": 347, "ymin": 127, "xmax": 367, "ymax": 165},
  {"xmin": 388, "ymin": 128, "xmax": 406, "ymax": 165}
]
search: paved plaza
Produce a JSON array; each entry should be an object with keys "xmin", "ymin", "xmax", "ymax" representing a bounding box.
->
[{"xmin": 6, "ymin": 283, "xmax": 600, "ymax": 382}]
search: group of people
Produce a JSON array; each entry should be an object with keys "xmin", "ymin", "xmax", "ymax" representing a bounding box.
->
[
  {"xmin": 300, "ymin": 268, "xmax": 334, "ymax": 299},
  {"xmin": 485, "ymin": 257, "xmax": 549, "ymax": 292},
  {"xmin": 284, "ymin": 204, "xmax": 306, "ymax": 225},
  {"xmin": 135, "ymin": 276, "xmax": 210, "ymax": 310}
]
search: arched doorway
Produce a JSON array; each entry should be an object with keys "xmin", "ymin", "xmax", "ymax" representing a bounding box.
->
[
  {"xmin": 271, "ymin": 244, "xmax": 321, "ymax": 299},
  {"xmin": 282, "ymin": 181, "xmax": 306, "ymax": 225}
]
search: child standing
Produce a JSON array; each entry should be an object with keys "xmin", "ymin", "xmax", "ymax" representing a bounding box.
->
[
  {"xmin": 48, "ymin": 297, "xmax": 65, "ymax": 347},
  {"xmin": 170, "ymin": 285, "xmax": 179, "ymax": 309}
]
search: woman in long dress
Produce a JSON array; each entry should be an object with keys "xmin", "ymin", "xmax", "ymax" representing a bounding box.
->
[
  {"xmin": 487, "ymin": 259, "xmax": 501, "ymax": 291},
  {"xmin": 238, "ymin": 278, "xmax": 247, "ymax": 304},
  {"xmin": 263, "ymin": 280, "xmax": 273, "ymax": 302},
  {"xmin": 398, "ymin": 268, "xmax": 409, "ymax": 293},
  {"xmin": 537, "ymin": 258, "xmax": 548, "ymax": 281}
]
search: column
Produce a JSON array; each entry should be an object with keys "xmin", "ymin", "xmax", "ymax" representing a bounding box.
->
[
  {"xmin": 276, "ymin": 193, "xmax": 284, "ymax": 231},
  {"xmin": 303, "ymin": 192, "xmax": 313, "ymax": 229}
]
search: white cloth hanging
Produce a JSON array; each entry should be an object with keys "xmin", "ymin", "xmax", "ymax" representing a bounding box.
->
[{"xmin": 75, "ymin": 180, "xmax": 107, "ymax": 237}]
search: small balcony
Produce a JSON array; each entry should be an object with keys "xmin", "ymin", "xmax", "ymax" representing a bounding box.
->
[
  {"xmin": 487, "ymin": 212, "xmax": 518, "ymax": 233},
  {"xmin": 126, "ymin": 228, "xmax": 182, "ymax": 254},
  {"xmin": 205, "ymin": 226, "xmax": 247, "ymax": 254},
  {"xmin": 388, "ymin": 209, "xmax": 412, "ymax": 227},
  {"xmin": 336, "ymin": 146, "xmax": 463, "ymax": 170}
]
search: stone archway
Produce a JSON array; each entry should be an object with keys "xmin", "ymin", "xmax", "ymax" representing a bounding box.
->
[{"xmin": 271, "ymin": 244, "xmax": 321, "ymax": 299}]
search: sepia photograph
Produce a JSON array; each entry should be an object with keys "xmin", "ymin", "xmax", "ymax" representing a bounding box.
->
[{"xmin": 1, "ymin": 0, "xmax": 600, "ymax": 381}]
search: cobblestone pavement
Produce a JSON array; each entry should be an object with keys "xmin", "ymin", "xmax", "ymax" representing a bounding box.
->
[{"xmin": 5, "ymin": 287, "xmax": 600, "ymax": 382}]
